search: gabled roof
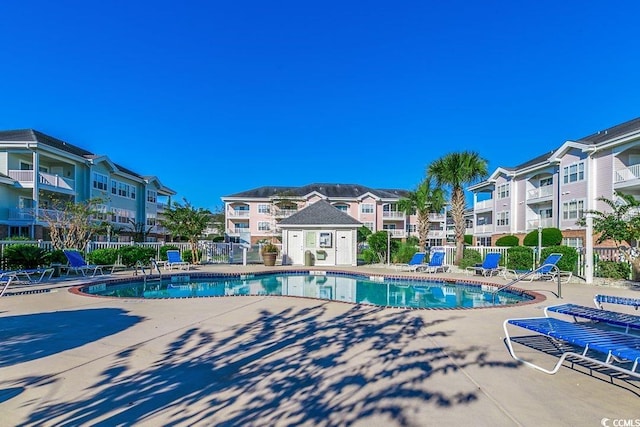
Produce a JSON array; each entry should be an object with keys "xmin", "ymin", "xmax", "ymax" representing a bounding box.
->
[
  {"xmin": 224, "ymin": 183, "xmax": 409, "ymax": 200},
  {"xmin": 577, "ymin": 116, "xmax": 640, "ymax": 144},
  {"xmin": 0, "ymin": 129, "xmax": 94, "ymax": 157},
  {"xmin": 278, "ymin": 200, "xmax": 363, "ymax": 226}
]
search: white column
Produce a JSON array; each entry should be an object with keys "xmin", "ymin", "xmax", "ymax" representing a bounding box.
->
[{"xmin": 584, "ymin": 153, "xmax": 595, "ymax": 284}]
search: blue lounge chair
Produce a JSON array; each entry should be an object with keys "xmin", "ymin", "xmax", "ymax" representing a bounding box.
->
[
  {"xmin": 166, "ymin": 250, "xmax": 191, "ymax": 270},
  {"xmin": 393, "ymin": 252, "xmax": 426, "ymax": 271},
  {"xmin": 465, "ymin": 252, "xmax": 502, "ymax": 276},
  {"xmin": 503, "ymin": 253, "xmax": 565, "ymax": 282},
  {"xmin": 594, "ymin": 294, "xmax": 640, "ymax": 310},
  {"xmin": 545, "ymin": 303, "xmax": 640, "ymax": 334},
  {"xmin": 503, "ymin": 316, "xmax": 640, "ymax": 379},
  {"xmin": 63, "ymin": 250, "xmax": 107, "ymax": 277},
  {"xmin": 418, "ymin": 251, "xmax": 449, "ymax": 273}
]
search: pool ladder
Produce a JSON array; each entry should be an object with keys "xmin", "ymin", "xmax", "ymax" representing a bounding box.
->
[
  {"xmin": 137, "ymin": 258, "xmax": 163, "ymax": 285},
  {"xmin": 492, "ymin": 265, "xmax": 563, "ymax": 299}
]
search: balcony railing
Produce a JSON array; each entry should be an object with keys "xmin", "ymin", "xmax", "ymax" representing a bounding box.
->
[
  {"xmin": 473, "ymin": 224, "xmax": 493, "ymax": 234},
  {"xmin": 227, "ymin": 210, "xmax": 250, "ymax": 217},
  {"xmin": 8, "ymin": 170, "xmax": 75, "ymax": 191},
  {"xmin": 474, "ymin": 200, "xmax": 493, "ymax": 211},
  {"xmin": 9, "ymin": 208, "xmax": 67, "ymax": 221},
  {"xmin": 614, "ymin": 163, "xmax": 640, "ymax": 184},
  {"xmin": 527, "ymin": 185, "xmax": 553, "ymax": 200},
  {"xmin": 274, "ymin": 209, "xmax": 298, "ymax": 218},
  {"xmin": 383, "ymin": 229, "xmax": 406, "ymax": 238},
  {"xmin": 526, "ymin": 218, "xmax": 554, "ymax": 229},
  {"xmin": 382, "ymin": 211, "xmax": 405, "ymax": 219}
]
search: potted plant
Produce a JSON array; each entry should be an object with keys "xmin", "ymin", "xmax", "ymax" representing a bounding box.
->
[{"xmin": 261, "ymin": 242, "xmax": 279, "ymax": 266}]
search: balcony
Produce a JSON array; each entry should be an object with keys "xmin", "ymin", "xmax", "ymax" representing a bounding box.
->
[
  {"xmin": 384, "ymin": 229, "xmax": 406, "ymax": 238},
  {"xmin": 274, "ymin": 208, "xmax": 298, "ymax": 218},
  {"xmin": 526, "ymin": 217, "xmax": 554, "ymax": 229},
  {"xmin": 427, "ymin": 230, "xmax": 445, "ymax": 239},
  {"xmin": 527, "ymin": 185, "xmax": 553, "ymax": 201},
  {"xmin": 9, "ymin": 208, "xmax": 66, "ymax": 222},
  {"xmin": 473, "ymin": 224, "xmax": 493, "ymax": 234},
  {"xmin": 474, "ymin": 199, "xmax": 493, "ymax": 211},
  {"xmin": 614, "ymin": 164, "xmax": 640, "ymax": 186},
  {"xmin": 227, "ymin": 209, "xmax": 250, "ymax": 218},
  {"xmin": 8, "ymin": 170, "xmax": 75, "ymax": 193},
  {"xmin": 382, "ymin": 211, "xmax": 405, "ymax": 219},
  {"xmin": 428, "ymin": 213, "xmax": 445, "ymax": 221}
]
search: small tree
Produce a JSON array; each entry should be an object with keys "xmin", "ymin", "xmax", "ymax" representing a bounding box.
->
[
  {"xmin": 126, "ymin": 219, "xmax": 154, "ymax": 243},
  {"xmin": 398, "ymin": 177, "xmax": 446, "ymax": 252},
  {"xmin": 37, "ymin": 197, "xmax": 106, "ymax": 250},
  {"xmin": 159, "ymin": 199, "xmax": 212, "ymax": 264},
  {"xmin": 577, "ymin": 192, "xmax": 640, "ymax": 280}
]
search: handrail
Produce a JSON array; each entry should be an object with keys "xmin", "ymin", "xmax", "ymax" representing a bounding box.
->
[
  {"xmin": 493, "ymin": 264, "xmax": 562, "ymax": 298},
  {"xmin": 137, "ymin": 258, "xmax": 163, "ymax": 284}
]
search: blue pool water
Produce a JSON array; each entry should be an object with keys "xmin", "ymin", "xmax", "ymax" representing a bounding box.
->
[{"xmin": 82, "ymin": 272, "xmax": 534, "ymax": 309}]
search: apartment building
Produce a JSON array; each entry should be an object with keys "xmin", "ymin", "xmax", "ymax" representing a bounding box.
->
[
  {"xmin": 221, "ymin": 183, "xmax": 447, "ymax": 245},
  {"xmin": 0, "ymin": 129, "xmax": 175, "ymax": 241},
  {"xmin": 467, "ymin": 116, "xmax": 640, "ymax": 248}
]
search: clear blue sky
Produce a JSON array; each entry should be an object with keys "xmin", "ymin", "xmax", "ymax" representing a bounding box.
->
[{"xmin": 2, "ymin": 1, "xmax": 639, "ymax": 211}]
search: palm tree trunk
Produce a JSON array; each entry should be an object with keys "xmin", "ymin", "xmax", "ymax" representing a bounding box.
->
[{"xmin": 451, "ymin": 187, "xmax": 466, "ymax": 265}]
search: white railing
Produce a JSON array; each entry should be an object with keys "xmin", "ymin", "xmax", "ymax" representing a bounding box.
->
[
  {"xmin": 8, "ymin": 208, "xmax": 67, "ymax": 221},
  {"xmin": 227, "ymin": 210, "xmax": 250, "ymax": 217},
  {"xmin": 382, "ymin": 211, "xmax": 405, "ymax": 219},
  {"xmin": 8, "ymin": 170, "xmax": 75, "ymax": 191},
  {"xmin": 474, "ymin": 200, "xmax": 493, "ymax": 210},
  {"xmin": 427, "ymin": 230, "xmax": 445, "ymax": 238},
  {"xmin": 274, "ymin": 209, "xmax": 298, "ymax": 217},
  {"xmin": 473, "ymin": 224, "xmax": 493, "ymax": 233},
  {"xmin": 527, "ymin": 185, "xmax": 553, "ymax": 200},
  {"xmin": 527, "ymin": 218, "xmax": 554, "ymax": 229},
  {"xmin": 428, "ymin": 213, "xmax": 445, "ymax": 221},
  {"xmin": 384, "ymin": 229, "xmax": 406, "ymax": 238},
  {"xmin": 614, "ymin": 163, "xmax": 640, "ymax": 183}
]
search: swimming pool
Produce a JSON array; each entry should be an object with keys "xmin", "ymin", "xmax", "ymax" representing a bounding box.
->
[{"xmin": 78, "ymin": 271, "xmax": 537, "ymax": 309}]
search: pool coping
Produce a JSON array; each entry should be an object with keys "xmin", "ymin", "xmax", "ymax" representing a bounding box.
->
[{"xmin": 69, "ymin": 269, "xmax": 546, "ymax": 310}]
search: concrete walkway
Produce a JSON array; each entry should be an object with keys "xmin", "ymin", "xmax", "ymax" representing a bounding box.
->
[{"xmin": 0, "ymin": 265, "xmax": 638, "ymax": 426}]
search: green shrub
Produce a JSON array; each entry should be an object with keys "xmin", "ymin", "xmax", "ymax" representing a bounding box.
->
[
  {"xmin": 540, "ymin": 245, "xmax": 578, "ymax": 272},
  {"xmin": 4, "ymin": 244, "xmax": 49, "ymax": 269},
  {"xmin": 159, "ymin": 245, "xmax": 180, "ymax": 261},
  {"xmin": 596, "ymin": 261, "xmax": 631, "ymax": 279},
  {"xmin": 523, "ymin": 227, "xmax": 563, "ymax": 247},
  {"xmin": 459, "ymin": 248, "xmax": 482, "ymax": 269},
  {"xmin": 495, "ymin": 235, "xmax": 519, "ymax": 247},
  {"xmin": 182, "ymin": 249, "xmax": 202, "ymax": 263},
  {"xmin": 87, "ymin": 248, "xmax": 119, "ymax": 265},
  {"xmin": 360, "ymin": 248, "xmax": 380, "ymax": 264},
  {"xmin": 393, "ymin": 242, "xmax": 417, "ymax": 264},
  {"xmin": 506, "ymin": 246, "xmax": 534, "ymax": 271},
  {"xmin": 48, "ymin": 249, "xmax": 68, "ymax": 265},
  {"xmin": 118, "ymin": 246, "xmax": 157, "ymax": 267},
  {"xmin": 464, "ymin": 235, "xmax": 473, "ymax": 245}
]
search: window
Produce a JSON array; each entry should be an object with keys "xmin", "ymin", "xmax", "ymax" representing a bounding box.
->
[
  {"xmin": 94, "ymin": 204, "xmax": 110, "ymax": 221},
  {"xmin": 146, "ymin": 213, "xmax": 157, "ymax": 226},
  {"xmin": 258, "ymin": 221, "xmax": 270, "ymax": 231},
  {"xmin": 562, "ymin": 199, "xmax": 584, "ymax": 220},
  {"xmin": 111, "ymin": 180, "xmax": 117, "ymax": 195},
  {"xmin": 93, "ymin": 173, "xmax": 108, "ymax": 191},
  {"xmin": 562, "ymin": 237, "xmax": 583, "ymax": 248},
  {"xmin": 406, "ymin": 224, "xmax": 417, "ymax": 232},
  {"xmin": 563, "ymin": 162, "xmax": 585, "ymax": 184},
  {"xmin": 258, "ymin": 204, "xmax": 270, "ymax": 214},
  {"xmin": 497, "ymin": 183, "xmax": 510, "ymax": 199},
  {"xmin": 363, "ymin": 222, "xmax": 374, "ymax": 230},
  {"xmin": 147, "ymin": 190, "xmax": 157, "ymax": 203},
  {"xmin": 334, "ymin": 204, "xmax": 348, "ymax": 212},
  {"xmin": 112, "ymin": 208, "xmax": 134, "ymax": 224},
  {"xmin": 361, "ymin": 204, "xmax": 374, "ymax": 214},
  {"xmin": 477, "ymin": 237, "xmax": 492, "ymax": 246},
  {"xmin": 540, "ymin": 177, "xmax": 553, "ymax": 187},
  {"xmin": 496, "ymin": 211, "xmax": 509, "ymax": 226}
]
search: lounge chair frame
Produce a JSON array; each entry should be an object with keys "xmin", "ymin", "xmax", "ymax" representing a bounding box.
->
[
  {"xmin": 545, "ymin": 303, "xmax": 640, "ymax": 334},
  {"xmin": 503, "ymin": 317, "xmax": 640, "ymax": 379}
]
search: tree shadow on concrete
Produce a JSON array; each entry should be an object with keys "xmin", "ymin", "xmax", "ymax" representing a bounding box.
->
[
  {"xmin": 12, "ymin": 304, "xmax": 519, "ymax": 426},
  {"xmin": 0, "ymin": 308, "xmax": 144, "ymax": 367}
]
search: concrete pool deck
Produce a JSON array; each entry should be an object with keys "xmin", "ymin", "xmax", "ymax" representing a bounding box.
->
[{"xmin": 1, "ymin": 265, "xmax": 638, "ymax": 426}]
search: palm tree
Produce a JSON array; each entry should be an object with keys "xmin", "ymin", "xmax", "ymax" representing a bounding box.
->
[
  {"xmin": 398, "ymin": 177, "xmax": 446, "ymax": 252},
  {"xmin": 428, "ymin": 151, "xmax": 488, "ymax": 265},
  {"xmin": 577, "ymin": 191, "xmax": 640, "ymax": 279},
  {"xmin": 159, "ymin": 199, "xmax": 212, "ymax": 264}
]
